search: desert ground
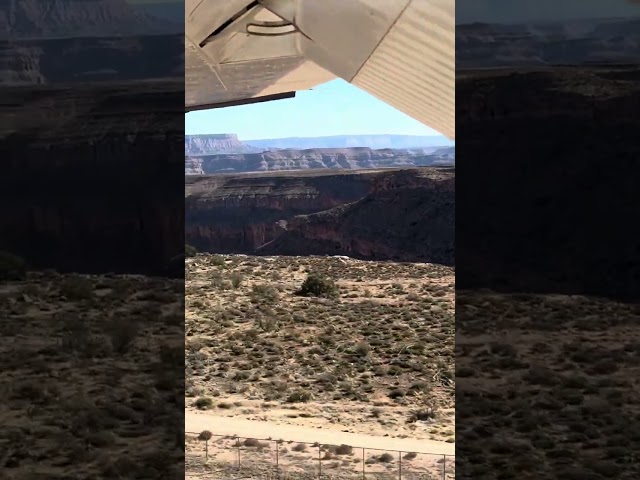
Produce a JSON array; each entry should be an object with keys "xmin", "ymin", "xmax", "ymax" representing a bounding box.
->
[
  {"xmin": 185, "ymin": 253, "xmax": 455, "ymax": 478},
  {"xmin": 0, "ymin": 271, "xmax": 184, "ymax": 479},
  {"xmin": 456, "ymin": 291, "xmax": 640, "ymax": 480}
]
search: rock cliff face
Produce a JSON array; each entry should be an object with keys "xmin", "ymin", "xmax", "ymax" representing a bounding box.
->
[
  {"xmin": 185, "ymin": 167, "xmax": 454, "ymax": 264},
  {"xmin": 185, "ymin": 147, "xmax": 454, "ymax": 174}
]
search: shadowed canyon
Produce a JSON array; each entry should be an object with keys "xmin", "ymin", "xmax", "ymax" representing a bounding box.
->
[{"xmin": 185, "ymin": 167, "xmax": 454, "ymax": 265}]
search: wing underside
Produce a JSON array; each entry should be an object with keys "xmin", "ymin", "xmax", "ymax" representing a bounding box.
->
[{"xmin": 185, "ymin": 0, "xmax": 454, "ymax": 139}]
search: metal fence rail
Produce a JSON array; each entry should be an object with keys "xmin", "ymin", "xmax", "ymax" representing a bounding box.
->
[{"xmin": 186, "ymin": 431, "xmax": 455, "ymax": 480}]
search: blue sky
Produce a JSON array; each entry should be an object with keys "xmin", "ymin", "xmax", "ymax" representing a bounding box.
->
[{"xmin": 185, "ymin": 79, "xmax": 442, "ymax": 140}]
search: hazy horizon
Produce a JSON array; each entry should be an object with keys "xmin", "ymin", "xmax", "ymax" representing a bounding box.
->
[{"xmin": 186, "ymin": 133, "xmax": 452, "ymax": 141}]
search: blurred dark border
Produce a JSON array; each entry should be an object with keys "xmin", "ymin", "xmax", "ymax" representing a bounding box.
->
[
  {"xmin": 0, "ymin": 1, "xmax": 185, "ymax": 478},
  {"xmin": 456, "ymin": 1, "xmax": 640, "ymax": 479}
]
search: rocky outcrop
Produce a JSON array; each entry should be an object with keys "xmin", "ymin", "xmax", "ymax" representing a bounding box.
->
[
  {"xmin": 185, "ymin": 167, "xmax": 455, "ymax": 264},
  {"xmin": 185, "ymin": 147, "xmax": 454, "ymax": 174}
]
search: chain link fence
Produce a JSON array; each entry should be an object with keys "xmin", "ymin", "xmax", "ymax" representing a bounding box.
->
[{"xmin": 186, "ymin": 431, "xmax": 454, "ymax": 479}]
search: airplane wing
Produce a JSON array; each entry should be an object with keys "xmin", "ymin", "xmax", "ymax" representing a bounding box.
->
[{"xmin": 185, "ymin": 0, "xmax": 454, "ymax": 139}]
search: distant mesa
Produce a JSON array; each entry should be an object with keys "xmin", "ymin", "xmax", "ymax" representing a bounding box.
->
[
  {"xmin": 184, "ymin": 134, "xmax": 455, "ymax": 174},
  {"xmin": 184, "ymin": 134, "xmax": 257, "ymax": 156}
]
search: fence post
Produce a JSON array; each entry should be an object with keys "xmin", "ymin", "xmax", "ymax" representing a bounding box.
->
[
  {"xmin": 399, "ymin": 451, "xmax": 402, "ymax": 479},
  {"xmin": 236, "ymin": 437, "xmax": 241, "ymax": 469},
  {"xmin": 362, "ymin": 448, "xmax": 365, "ymax": 479},
  {"xmin": 442, "ymin": 454, "xmax": 446, "ymax": 480},
  {"xmin": 318, "ymin": 444, "xmax": 322, "ymax": 479},
  {"xmin": 275, "ymin": 440, "xmax": 279, "ymax": 479}
]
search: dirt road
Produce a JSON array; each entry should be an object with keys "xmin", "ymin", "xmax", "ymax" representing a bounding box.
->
[{"xmin": 185, "ymin": 409, "xmax": 455, "ymax": 456}]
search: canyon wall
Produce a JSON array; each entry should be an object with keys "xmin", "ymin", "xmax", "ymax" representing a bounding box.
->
[
  {"xmin": 185, "ymin": 167, "xmax": 454, "ymax": 264},
  {"xmin": 259, "ymin": 169, "xmax": 454, "ymax": 264},
  {"xmin": 185, "ymin": 147, "xmax": 454, "ymax": 174},
  {"xmin": 185, "ymin": 171, "xmax": 374, "ymax": 253}
]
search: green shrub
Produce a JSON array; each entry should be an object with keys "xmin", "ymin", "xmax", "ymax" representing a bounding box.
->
[
  {"xmin": 296, "ymin": 273, "xmax": 338, "ymax": 298},
  {"xmin": 185, "ymin": 244, "xmax": 197, "ymax": 258},
  {"xmin": 408, "ymin": 405, "xmax": 439, "ymax": 422},
  {"xmin": 286, "ymin": 390, "xmax": 312, "ymax": 403},
  {"xmin": 378, "ymin": 453, "xmax": 394, "ymax": 463},
  {"xmin": 251, "ymin": 284, "xmax": 279, "ymax": 304},
  {"xmin": 336, "ymin": 444, "xmax": 353, "ymax": 455},
  {"xmin": 60, "ymin": 276, "xmax": 94, "ymax": 300},
  {"xmin": 195, "ymin": 397, "xmax": 214, "ymax": 410},
  {"xmin": 388, "ymin": 389, "xmax": 405, "ymax": 399},
  {"xmin": 107, "ymin": 318, "xmax": 139, "ymax": 354},
  {"xmin": 0, "ymin": 251, "xmax": 27, "ymax": 281},
  {"xmin": 354, "ymin": 342, "xmax": 371, "ymax": 357},
  {"xmin": 210, "ymin": 255, "xmax": 226, "ymax": 267},
  {"xmin": 229, "ymin": 273, "xmax": 243, "ymax": 288}
]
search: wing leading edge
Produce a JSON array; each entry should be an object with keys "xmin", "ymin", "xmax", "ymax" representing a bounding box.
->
[{"xmin": 185, "ymin": 0, "xmax": 454, "ymax": 139}]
